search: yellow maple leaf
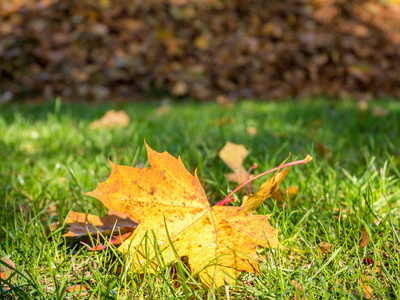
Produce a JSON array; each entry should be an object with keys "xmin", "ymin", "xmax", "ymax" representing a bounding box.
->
[{"xmin": 86, "ymin": 143, "xmax": 311, "ymax": 287}]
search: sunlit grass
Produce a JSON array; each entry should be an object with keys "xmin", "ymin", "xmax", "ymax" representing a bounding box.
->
[{"xmin": 1, "ymin": 99, "xmax": 399, "ymax": 299}]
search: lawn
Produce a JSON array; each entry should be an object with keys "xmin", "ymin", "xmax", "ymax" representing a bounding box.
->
[{"xmin": 0, "ymin": 99, "xmax": 399, "ymax": 299}]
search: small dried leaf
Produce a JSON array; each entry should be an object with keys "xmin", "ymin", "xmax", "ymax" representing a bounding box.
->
[
  {"xmin": 316, "ymin": 141, "xmax": 332, "ymax": 159},
  {"xmin": 63, "ymin": 210, "xmax": 137, "ymax": 238},
  {"xmin": 359, "ymin": 100, "xmax": 369, "ymax": 111},
  {"xmin": 66, "ymin": 284, "xmax": 90, "ymax": 297},
  {"xmin": 292, "ymin": 279, "xmax": 303, "ymax": 292},
  {"xmin": 272, "ymin": 186, "xmax": 299, "ymax": 202},
  {"xmin": 89, "ymin": 110, "xmax": 130, "ymax": 129},
  {"xmin": 194, "ymin": 35, "xmax": 209, "ymax": 49},
  {"xmin": 318, "ymin": 241, "xmax": 331, "ymax": 254},
  {"xmin": 172, "ymin": 81, "xmax": 188, "ymax": 96},
  {"xmin": 373, "ymin": 106, "xmax": 389, "ymax": 118},
  {"xmin": 213, "ymin": 117, "xmax": 235, "ymax": 127},
  {"xmin": 0, "ymin": 257, "xmax": 15, "ymax": 280},
  {"xmin": 246, "ymin": 126, "xmax": 257, "ymax": 137},
  {"xmin": 219, "ymin": 141, "xmax": 248, "ymax": 171},
  {"xmin": 359, "ymin": 225, "xmax": 370, "ymax": 248},
  {"xmin": 241, "ymin": 166, "xmax": 291, "ymax": 214},
  {"xmin": 1, "ymin": 257, "xmax": 16, "ymax": 290},
  {"xmin": 292, "ymin": 280, "xmax": 306, "ymax": 300},
  {"xmin": 219, "ymin": 141, "xmax": 252, "ymax": 184},
  {"xmin": 360, "ymin": 277, "xmax": 373, "ymax": 299},
  {"xmin": 216, "ymin": 95, "xmax": 235, "ymax": 108}
]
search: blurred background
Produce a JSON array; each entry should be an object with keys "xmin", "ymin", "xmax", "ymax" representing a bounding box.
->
[{"xmin": 1, "ymin": 0, "xmax": 400, "ymax": 103}]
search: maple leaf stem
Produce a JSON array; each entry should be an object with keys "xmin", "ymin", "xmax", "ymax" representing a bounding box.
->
[
  {"xmin": 215, "ymin": 155, "xmax": 312, "ymax": 206},
  {"xmin": 216, "ymin": 196, "xmax": 236, "ymax": 206},
  {"xmin": 247, "ymin": 163, "xmax": 258, "ymax": 194}
]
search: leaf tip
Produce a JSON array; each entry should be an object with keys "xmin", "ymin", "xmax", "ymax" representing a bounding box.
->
[
  {"xmin": 83, "ymin": 189, "xmax": 97, "ymax": 198},
  {"xmin": 144, "ymin": 139, "xmax": 157, "ymax": 157},
  {"xmin": 107, "ymin": 157, "xmax": 118, "ymax": 169}
]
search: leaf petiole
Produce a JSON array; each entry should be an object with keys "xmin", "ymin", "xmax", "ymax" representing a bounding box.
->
[
  {"xmin": 215, "ymin": 155, "xmax": 312, "ymax": 206},
  {"xmin": 247, "ymin": 163, "xmax": 258, "ymax": 194}
]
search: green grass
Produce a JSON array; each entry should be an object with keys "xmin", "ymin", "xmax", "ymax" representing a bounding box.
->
[{"xmin": 0, "ymin": 99, "xmax": 399, "ymax": 299}]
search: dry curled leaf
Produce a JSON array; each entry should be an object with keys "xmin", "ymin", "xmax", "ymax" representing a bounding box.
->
[
  {"xmin": 246, "ymin": 126, "xmax": 257, "ymax": 137},
  {"xmin": 272, "ymin": 186, "xmax": 299, "ymax": 202},
  {"xmin": 360, "ymin": 277, "xmax": 373, "ymax": 299},
  {"xmin": 65, "ymin": 284, "xmax": 90, "ymax": 298},
  {"xmin": 292, "ymin": 279, "xmax": 306, "ymax": 300},
  {"xmin": 316, "ymin": 141, "xmax": 332, "ymax": 159},
  {"xmin": 1, "ymin": 257, "xmax": 16, "ymax": 290},
  {"xmin": 359, "ymin": 225, "xmax": 370, "ymax": 248},
  {"xmin": 86, "ymin": 143, "xmax": 285, "ymax": 287},
  {"xmin": 89, "ymin": 110, "xmax": 130, "ymax": 129},
  {"xmin": 216, "ymin": 95, "xmax": 235, "ymax": 108},
  {"xmin": 0, "ymin": 257, "xmax": 15, "ymax": 280},
  {"xmin": 219, "ymin": 141, "xmax": 252, "ymax": 184},
  {"xmin": 372, "ymin": 106, "xmax": 389, "ymax": 118},
  {"xmin": 63, "ymin": 210, "xmax": 137, "ymax": 238},
  {"xmin": 318, "ymin": 241, "xmax": 332, "ymax": 254},
  {"xmin": 241, "ymin": 166, "xmax": 292, "ymax": 214}
]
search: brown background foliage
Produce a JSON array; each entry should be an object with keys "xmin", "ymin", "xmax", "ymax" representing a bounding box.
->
[{"xmin": 1, "ymin": 0, "xmax": 400, "ymax": 102}]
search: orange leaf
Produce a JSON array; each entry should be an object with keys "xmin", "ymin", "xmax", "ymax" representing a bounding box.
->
[
  {"xmin": 359, "ymin": 225, "xmax": 370, "ymax": 248},
  {"xmin": 318, "ymin": 242, "xmax": 332, "ymax": 254},
  {"xmin": 360, "ymin": 277, "xmax": 373, "ymax": 299},
  {"xmin": 66, "ymin": 284, "xmax": 90, "ymax": 297},
  {"xmin": 292, "ymin": 280, "xmax": 306, "ymax": 300},
  {"xmin": 1, "ymin": 257, "xmax": 16, "ymax": 290},
  {"xmin": 272, "ymin": 186, "xmax": 299, "ymax": 202},
  {"xmin": 86, "ymin": 142, "xmax": 281, "ymax": 287}
]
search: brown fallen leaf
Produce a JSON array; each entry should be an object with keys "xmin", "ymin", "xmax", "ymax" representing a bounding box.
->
[
  {"xmin": 359, "ymin": 100, "xmax": 369, "ymax": 111},
  {"xmin": 86, "ymin": 143, "xmax": 312, "ymax": 287},
  {"xmin": 318, "ymin": 242, "xmax": 332, "ymax": 254},
  {"xmin": 241, "ymin": 166, "xmax": 292, "ymax": 214},
  {"xmin": 213, "ymin": 117, "xmax": 235, "ymax": 127},
  {"xmin": 360, "ymin": 277, "xmax": 373, "ymax": 299},
  {"xmin": 219, "ymin": 141, "xmax": 252, "ymax": 184},
  {"xmin": 155, "ymin": 105, "xmax": 171, "ymax": 117},
  {"xmin": 89, "ymin": 110, "xmax": 130, "ymax": 129},
  {"xmin": 66, "ymin": 284, "xmax": 90, "ymax": 297},
  {"xmin": 216, "ymin": 95, "xmax": 235, "ymax": 108},
  {"xmin": 359, "ymin": 225, "xmax": 370, "ymax": 248},
  {"xmin": 316, "ymin": 141, "xmax": 332, "ymax": 159},
  {"xmin": 372, "ymin": 106, "xmax": 389, "ymax": 118},
  {"xmin": 172, "ymin": 81, "xmax": 188, "ymax": 96},
  {"xmin": 246, "ymin": 126, "xmax": 257, "ymax": 137},
  {"xmin": 272, "ymin": 186, "xmax": 299, "ymax": 202},
  {"xmin": 292, "ymin": 280, "xmax": 306, "ymax": 300},
  {"xmin": 63, "ymin": 209, "xmax": 138, "ymax": 238},
  {"xmin": 1, "ymin": 257, "xmax": 16, "ymax": 290}
]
